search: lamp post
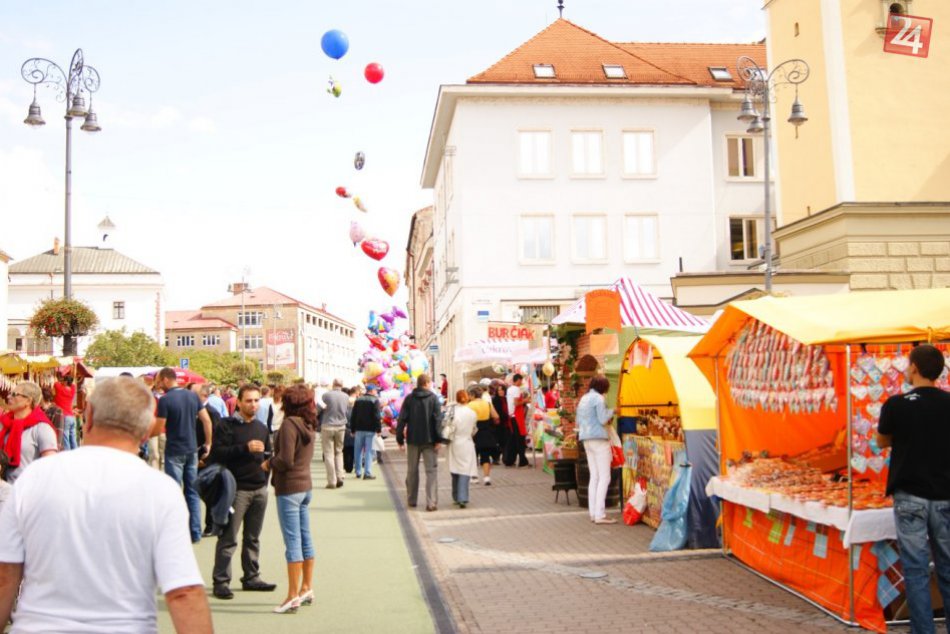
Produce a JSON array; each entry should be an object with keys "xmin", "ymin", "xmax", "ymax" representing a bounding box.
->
[
  {"xmin": 736, "ymin": 56, "xmax": 809, "ymax": 293},
  {"xmin": 21, "ymin": 49, "xmax": 102, "ymax": 356}
]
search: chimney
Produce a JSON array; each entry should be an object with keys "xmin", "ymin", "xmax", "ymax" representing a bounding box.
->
[
  {"xmin": 229, "ymin": 282, "xmax": 247, "ymax": 295},
  {"xmin": 53, "ymin": 237, "xmax": 60, "ymax": 255}
]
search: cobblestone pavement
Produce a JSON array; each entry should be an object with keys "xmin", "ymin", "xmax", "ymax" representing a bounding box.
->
[{"xmin": 382, "ymin": 442, "xmax": 910, "ymax": 634}]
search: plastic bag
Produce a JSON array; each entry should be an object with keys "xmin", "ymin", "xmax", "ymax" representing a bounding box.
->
[
  {"xmin": 623, "ymin": 478, "xmax": 648, "ymax": 525},
  {"xmin": 607, "ymin": 424, "xmax": 624, "ymax": 469},
  {"xmin": 649, "ymin": 464, "xmax": 692, "ymax": 551}
]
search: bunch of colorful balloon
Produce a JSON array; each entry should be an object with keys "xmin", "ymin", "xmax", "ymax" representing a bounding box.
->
[{"xmin": 358, "ymin": 306, "xmax": 430, "ymax": 429}]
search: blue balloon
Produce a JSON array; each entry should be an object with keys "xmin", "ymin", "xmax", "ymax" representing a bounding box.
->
[{"xmin": 321, "ymin": 30, "xmax": 349, "ymax": 60}]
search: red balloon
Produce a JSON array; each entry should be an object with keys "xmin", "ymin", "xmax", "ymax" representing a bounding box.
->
[
  {"xmin": 399, "ymin": 361, "xmax": 408, "ymax": 372},
  {"xmin": 335, "ymin": 186, "xmax": 350, "ymax": 198},
  {"xmin": 361, "ymin": 238, "xmax": 390, "ymax": 261},
  {"xmin": 364, "ymin": 63, "xmax": 384, "ymax": 84},
  {"xmin": 391, "ymin": 340, "xmax": 400, "ymax": 352}
]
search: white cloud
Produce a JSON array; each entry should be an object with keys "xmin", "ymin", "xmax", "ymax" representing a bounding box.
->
[
  {"xmin": 188, "ymin": 116, "xmax": 216, "ymax": 134},
  {"xmin": 149, "ymin": 106, "xmax": 183, "ymax": 128}
]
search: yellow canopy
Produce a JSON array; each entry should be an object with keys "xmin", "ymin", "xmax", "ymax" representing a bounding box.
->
[
  {"xmin": 0, "ymin": 352, "xmax": 27, "ymax": 375},
  {"xmin": 21, "ymin": 355, "xmax": 72, "ymax": 371},
  {"xmin": 690, "ymin": 288, "xmax": 950, "ymax": 382},
  {"xmin": 619, "ymin": 334, "xmax": 716, "ymax": 432}
]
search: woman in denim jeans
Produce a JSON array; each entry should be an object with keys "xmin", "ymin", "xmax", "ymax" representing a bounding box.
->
[
  {"xmin": 269, "ymin": 384, "xmax": 317, "ymax": 614},
  {"xmin": 576, "ymin": 375, "xmax": 617, "ymax": 524}
]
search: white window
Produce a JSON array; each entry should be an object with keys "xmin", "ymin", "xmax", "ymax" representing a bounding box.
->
[
  {"xmin": 727, "ymin": 136, "xmax": 756, "ymax": 178},
  {"xmin": 729, "ymin": 217, "xmax": 763, "ymax": 261},
  {"xmin": 571, "ymin": 215, "xmax": 607, "ymax": 262},
  {"xmin": 624, "ymin": 215, "xmax": 660, "ymax": 261},
  {"xmin": 176, "ymin": 335, "xmax": 195, "ymax": 347},
  {"xmin": 571, "ymin": 130, "xmax": 604, "ymax": 176},
  {"xmin": 237, "ymin": 311, "xmax": 264, "ymax": 327},
  {"xmin": 603, "ymin": 64, "xmax": 626, "ymax": 79},
  {"xmin": 518, "ymin": 131, "xmax": 552, "ymax": 177},
  {"xmin": 242, "ymin": 334, "xmax": 263, "ymax": 350},
  {"xmin": 533, "ymin": 64, "xmax": 556, "ymax": 78},
  {"xmin": 708, "ymin": 67, "xmax": 733, "ymax": 81},
  {"xmin": 201, "ymin": 334, "xmax": 221, "ymax": 346},
  {"xmin": 112, "ymin": 301, "xmax": 125, "ymax": 320},
  {"xmin": 520, "ymin": 215, "xmax": 554, "ymax": 263},
  {"xmin": 622, "ymin": 131, "xmax": 655, "ymax": 176}
]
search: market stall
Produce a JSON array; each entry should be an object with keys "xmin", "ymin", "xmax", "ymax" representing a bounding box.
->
[
  {"xmin": 689, "ymin": 288, "xmax": 950, "ymax": 632},
  {"xmin": 550, "ymin": 278, "xmax": 711, "ymax": 533},
  {"xmin": 617, "ymin": 334, "xmax": 718, "ymax": 548}
]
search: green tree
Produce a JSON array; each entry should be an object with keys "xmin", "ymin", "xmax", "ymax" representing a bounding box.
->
[{"xmin": 84, "ymin": 329, "xmax": 175, "ymax": 368}]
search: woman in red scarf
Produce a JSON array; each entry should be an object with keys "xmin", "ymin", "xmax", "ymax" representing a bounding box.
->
[{"xmin": 0, "ymin": 381, "xmax": 57, "ymax": 483}]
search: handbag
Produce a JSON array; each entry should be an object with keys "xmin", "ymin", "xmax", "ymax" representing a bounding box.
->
[
  {"xmin": 607, "ymin": 424, "xmax": 624, "ymax": 469},
  {"xmin": 372, "ymin": 434, "xmax": 385, "ymax": 453}
]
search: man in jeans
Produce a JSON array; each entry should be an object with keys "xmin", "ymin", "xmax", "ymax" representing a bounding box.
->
[
  {"xmin": 351, "ymin": 385, "xmax": 382, "ymax": 480},
  {"xmin": 396, "ymin": 374, "xmax": 444, "ymax": 511},
  {"xmin": 154, "ymin": 367, "xmax": 212, "ymax": 543},
  {"xmin": 209, "ymin": 385, "xmax": 276, "ymax": 599},
  {"xmin": 878, "ymin": 344, "xmax": 950, "ymax": 633},
  {"xmin": 320, "ymin": 379, "xmax": 350, "ymax": 489}
]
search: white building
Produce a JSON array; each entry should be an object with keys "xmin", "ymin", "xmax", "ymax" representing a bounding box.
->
[
  {"xmin": 0, "ymin": 249, "xmax": 10, "ymax": 349},
  {"xmin": 7, "ymin": 243, "xmax": 165, "ymax": 355},
  {"xmin": 419, "ymin": 19, "xmax": 770, "ymax": 388}
]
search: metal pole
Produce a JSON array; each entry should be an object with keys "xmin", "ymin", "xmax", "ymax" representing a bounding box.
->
[
  {"xmin": 64, "ymin": 113, "xmax": 73, "ymax": 300},
  {"xmin": 845, "ymin": 344, "xmax": 855, "ymax": 625},
  {"xmin": 241, "ymin": 281, "xmax": 246, "ymax": 364},
  {"xmin": 762, "ymin": 85, "xmax": 772, "ymax": 294}
]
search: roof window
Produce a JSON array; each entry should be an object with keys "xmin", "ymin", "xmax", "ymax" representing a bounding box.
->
[
  {"xmin": 533, "ymin": 64, "xmax": 556, "ymax": 78},
  {"xmin": 709, "ymin": 66, "xmax": 733, "ymax": 81},
  {"xmin": 602, "ymin": 64, "xmax": 627, "ymax": 79}
]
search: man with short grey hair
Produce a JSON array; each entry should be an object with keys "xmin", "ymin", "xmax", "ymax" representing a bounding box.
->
[
  {"xmin": 321, "ymin": 379, "xmax": 350, "ymax": 489},
  {"xmin": 0, "ymin": 377, "xmax": 212, "ymax": 633}
]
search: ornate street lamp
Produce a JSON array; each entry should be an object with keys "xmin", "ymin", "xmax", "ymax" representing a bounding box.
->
[
  {"xmin": 21, "ymin": 49, "xmax": 102, "ymax": 355},
  {"xmin": 736, "ymin": 56, "xmax": 809, "ymax": 293}
]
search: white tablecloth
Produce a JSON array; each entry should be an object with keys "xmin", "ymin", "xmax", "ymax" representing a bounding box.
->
[{"xmin": 705, "ymin": 476, "xmax": 896, "ymax": 546}]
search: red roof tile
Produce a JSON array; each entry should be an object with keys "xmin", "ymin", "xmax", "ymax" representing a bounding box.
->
[
  {"xmin": 467, "ymin": 19, "xmax": 764, "ymax": 89},
  {"xmin": 199, "ymin": 286, "xmax": 355, "ymax": 328}
]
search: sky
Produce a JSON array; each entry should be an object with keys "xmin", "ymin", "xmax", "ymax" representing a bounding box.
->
[{"xmin": 0, "ymin": 0, "xmax": 765, "ymax": 330}]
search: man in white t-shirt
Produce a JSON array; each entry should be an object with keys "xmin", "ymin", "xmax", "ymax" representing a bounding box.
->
[{"xmin": 0, "ymin": 377, "xmax": 212, "ymax": 634}]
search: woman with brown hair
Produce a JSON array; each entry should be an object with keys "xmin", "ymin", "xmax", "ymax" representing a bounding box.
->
[
  {"xmin": 466, "ymin": 385, "xmax": 499, "ymax": 485},
  {"xmin": 576, "ymin": 375, "xmax": 617, "ymax": 524},
  {"xmin": 269, "ymin": 384, "xmax": 317, "ymax": 614}
]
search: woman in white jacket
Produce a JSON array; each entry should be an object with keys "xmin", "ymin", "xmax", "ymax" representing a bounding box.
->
[{"xmin": 443, "ymin": 390, "xmax": 478, "ymax": 508}]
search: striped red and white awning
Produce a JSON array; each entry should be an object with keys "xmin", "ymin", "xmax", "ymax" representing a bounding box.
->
[{"xmin": 551, "ymin": 278, "xmax": 709, "ymax": 333}]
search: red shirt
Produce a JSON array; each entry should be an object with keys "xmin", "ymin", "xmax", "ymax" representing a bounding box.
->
[
  {"xmin": 53, "ymin": 382, "xmax": 76, "ymax": 413},
  {"xmin": 544, "ymin": 391, "xmax": 558, "ymax": 411}
]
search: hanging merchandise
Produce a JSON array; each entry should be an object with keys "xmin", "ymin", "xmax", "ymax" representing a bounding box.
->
[
  {"xmin": 326, "ymin": 76, "xmax": 342, "ymax": 98},
  {"xmin": 354, "ymin": 151, "xmax": 366, "ymax": 170}
]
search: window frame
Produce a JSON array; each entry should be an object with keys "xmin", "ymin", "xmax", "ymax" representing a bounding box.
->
[
  {"xmin": 621, "ymin": 129, "xmax": 657, "ymax": 179},
  {"xmin": 237, "ymin": 310, "xmax": 264, "ymax": 327},
  {"xmin": 622, "ymin": 213, "xmax": 661, "ymax": 263},
  {"xmin": 708, "ymin": 66, "xmax": 733, "ymax": 81},
  {"xmin": 725, "ymin": 134, "xmax": 759, "ymax": 181},
  {"xmin": 242, "ymin": 334, "xmax": 264, "ymax": 350},
  {"xmin": 112, "ymin": 301, "xmax": 125, "ymax": 320},
  {"xmin": 569, "ymin": 129, "xmax": 605, "ymax": 178},
  {"xmin": 728, "ymin": 215, "xmax": 765, "ymax": 262},
  {"xmin": 201, "ymin": 333, "xmax": 221, "ymax": 347},
  {"xmin": 175, "ymin": 334, "xmax": 195, "ymax": 348},
  {"xmin": 518, "ymin": 213, "xmax": 556, "ymax": 265},
  {"xmin": 570, "ymin": 213, "xmax": 609, "ymax": 264},
  {"xmin": 532, "ymin": 64, "xmax": 556, "ymax": 78},
  {"xmin": 602, "ymin": 64, "xmax": 627, "ymax": 79},
  {"xmin": 517, "ymin": 129, "xmax": 554, "ymax": 179}
]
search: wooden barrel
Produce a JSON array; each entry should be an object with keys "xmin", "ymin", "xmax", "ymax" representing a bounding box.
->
[
  {"xmin": 575, "ymin": 460, "xmax": 622, "ymax": 510},
  {"xmin": 552, "ymin": 459, "xmax": 578, "ymax": 489}
]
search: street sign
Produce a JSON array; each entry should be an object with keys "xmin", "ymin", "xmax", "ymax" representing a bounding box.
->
[
  {"xmin": 476, "ymin": 309, "xmax": 490, "ymax": 322},
  {"xmin": 428, "ymin": 344, "xmax": 440, "ymax": 354},
  {"xmin": 179, "ymin": 358, "xmax": 190, "ymax": 370},
  {"xmin": 883, "ymin": 13, "xmax": 933, "ymax": 58}
]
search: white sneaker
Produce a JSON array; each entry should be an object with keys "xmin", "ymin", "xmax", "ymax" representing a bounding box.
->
[{"xmin": 483, "ymin": 477, "xmax": 491, "ymax": 486}]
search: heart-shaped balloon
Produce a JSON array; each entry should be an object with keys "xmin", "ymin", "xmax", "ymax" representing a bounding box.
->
[
  {"xmin": 361, "ymin": 238, "xmax": 389, "ymax": 261},
  {"xmin": 349, "ymin": 221, "xmax": 366, "ymax": 245},
  {"xmin": 336, "ymin": 186, "xmax": 351, "ymax": 198},
  {"xmin": 353, "ymin": 196, "xmax": 367, "ymax": 213},
  {"xmin": 875, "ymin": 356, "xmax": 892, "ymax": 373},
  {"xmin": 378, "ymin": 267, "xmax": 400, "ymax": 296},
  {"xmin": 852, "ymin": 384, "xmax": 868, "ymax": 400},
  {"xmin": 868, "ymin": 383, "xmax": 885, "ymax": 402}
]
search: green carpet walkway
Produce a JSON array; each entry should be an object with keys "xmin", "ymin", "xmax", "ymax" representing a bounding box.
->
[{"xmin": 158, "ymin": 444, "xmax": 435, "ymax": 633}]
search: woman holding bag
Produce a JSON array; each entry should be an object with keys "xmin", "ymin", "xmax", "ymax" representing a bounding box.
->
[
  {"xmin": 575, "ymin": 375, "xmax": 617, "ymax": 524},
  {"xmin": 443, "ymin": 390, "xmax": 478, "ymax": 508}
]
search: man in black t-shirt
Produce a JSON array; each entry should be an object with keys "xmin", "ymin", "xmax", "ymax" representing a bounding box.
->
[
  {"xmin": 208, "ymin": 384, "xmax": 275, "ymax": 599},
  {"xmin": 154, "ymin": 367, "xmax": 212, "ymax": 544},
  {"xmin": 877, "ymin": 344, "xmax": 950, "ymax": 632}
]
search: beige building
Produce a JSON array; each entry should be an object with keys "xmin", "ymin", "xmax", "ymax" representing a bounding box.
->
[
  {"xmin": 171, "ymin": 284, "xmax": 359, "ymax": 385},
  {"xmin": 164, "ymin": 311, "xmax": 238, "ymax": 354},
  {"xmin": 405, "ymin": 206, "xmax": 436, "ymax": 374},
  {"xmin": 764, "ymin": 0, "xmax": 950, "ymax": 290}
]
